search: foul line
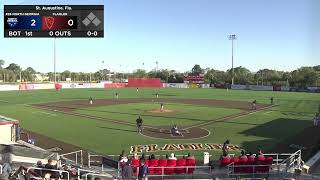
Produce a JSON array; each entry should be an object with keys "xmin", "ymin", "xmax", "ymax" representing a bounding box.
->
[{"xmin": 185, "ymin": 105, "xmax": 274, "ymax": 129}]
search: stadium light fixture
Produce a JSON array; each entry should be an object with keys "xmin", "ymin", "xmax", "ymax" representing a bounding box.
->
[{"xmin": 228, "ymin": 34, "xmax": 237, "ymax": 85}]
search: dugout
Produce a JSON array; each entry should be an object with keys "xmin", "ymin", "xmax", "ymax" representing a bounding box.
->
[{"xmin": 0, "ymin": 115, "xmax": 19, "ymax": 143}]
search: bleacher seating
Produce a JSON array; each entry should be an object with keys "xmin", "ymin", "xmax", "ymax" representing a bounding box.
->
[
  {"xmin": 120, "ymin": 157, "xmax": 196, "ymax": 176},
  {"xmin": 220, "ymin": 156, "xmax": 273, "ymax": 174}
]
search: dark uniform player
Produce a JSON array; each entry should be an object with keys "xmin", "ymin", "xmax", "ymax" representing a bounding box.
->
[
  {"xmin": 89, "ymin": 97, "xmax": 93, "ymax": 105},
  {"xmin": 270, "ymin": 97, "xmax": 274, "ymax": 105},
  {"xmin": 136, "ymin": 116, "xmax": 143, "ymax": 133},
  {"xmin": 252, "ymin": 100, "xmax": 257, "ymax": 110},
  {"xmin": 160, "ymin": 103, "xmax": 164, "ymax": 112}
]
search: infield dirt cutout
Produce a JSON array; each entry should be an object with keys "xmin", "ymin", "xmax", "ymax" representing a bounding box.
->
[{"xmin": 33, "ymin": 98, "xmax": 271, "ymax": 140}]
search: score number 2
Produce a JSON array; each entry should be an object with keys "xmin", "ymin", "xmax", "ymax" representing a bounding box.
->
[{"xmin": 31, "ymin": 19, "xmax": 36, "ymax": 27}]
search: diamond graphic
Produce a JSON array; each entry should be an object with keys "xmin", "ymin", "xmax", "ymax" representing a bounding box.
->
[
  {"xmin": 92, "ymin": 18, "xmax": 101, "ymax": 26},
  {"xmin": 82, "ymin": 17, "xmax": 91, "ymax": 26},
  {"xmin": 87, "ymin": 12, "xmax": 96, "ymax": 21}
]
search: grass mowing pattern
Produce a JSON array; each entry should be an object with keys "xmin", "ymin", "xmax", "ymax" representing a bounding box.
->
[{"xmin": 0, "ymin": 88, "xmax": 319, "ymax": 156}]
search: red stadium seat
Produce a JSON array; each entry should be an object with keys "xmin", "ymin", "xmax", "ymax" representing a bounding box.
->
[
  {"xmin": 238, "ymin": 158, "xmax": 248, "ymax": 172},
  {"xmin": 131, "ymin": 159, "xmax": 140, "ymax": 176},
  {"xmin": 148, "ymin": 159, "xmax": 158, "ymax": 175},
  {"xmin": 155, "ymin": 159, "xmax": 167, "ymax": 175},
  {"xmin": 230, "ymin": 158, "xmax": 240, "ymax": 172},
  {"xmin": 145, "ymin": 159, "xmax": 149, "ymax": 166},
  {"xmin": 220, "ymin": 157, "xmax": 231, "ymax": 167},
  {"xmin": 259, "ymin": 157, "xmax": 273, "ymax": 173},
  {"xmin": 175, "ymin": 158, "xmax": 187, "ymax": 174},
  {"xmin": 165, "ymin": 159, "xmax": 177, "ymax": 174},
  {"xmin": 245, "ymin": 157, "xmax": 256, "ymax": 173},
  {"xmin": 255, "ymin": 157, "xmax": 266, "ymax": 173},
  {"xmin": 186, "ymin": 158, "xmax": 196, "ymax": 174}
]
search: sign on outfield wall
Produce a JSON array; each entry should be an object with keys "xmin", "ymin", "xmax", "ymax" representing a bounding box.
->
[
  {"xmin": 130, "ymin": 143, "xmax": 241, "ymax": 154},
  {"xmin": 231, "ymin": 84, "xmax": 273, "ymax": 91},
  {"xmin": 0, "ymin": 85, "xmax": 19, "ymax": 91},
  {"xmin": 163, "ymin": 83, "xmax": 189, "ymax": 88}
]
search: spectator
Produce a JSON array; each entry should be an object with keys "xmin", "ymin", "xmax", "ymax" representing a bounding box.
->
[
  {"xmin": 44, "ymin": 158, "xmax": 59, "ymax": 179},
  {"xmin": 61, "ymin": 165, "xmax": 70, "ymax": 179},
  {"xmin": 44, "ymin": 158, "xmax": 57, "ymax": 169},
  {"xmin": 35, "ymin": 161, "xmax": 44, "ymax": 177},
  {"xmin": 133, "ymin": 153, "xmax": 139, "ymax": 160},
  {"xmin": 248, "ymin": 152, "xmax": 255, "ymax": 158},
  {"xmin": 159, "ymin": 155, "xmax": 164, "ymax": 160},
  {"xmin": 138, "ymin": 160, "xmax": 149, "ymax": 180},
  {"xmin": 150, "ymin": 154, "xmax": 156, "ymax": 160},
  {"xmin": 239, "ymin": 150, "xmax": 247, "ymax": 158},
  {"xmin": 165, "ymin": 154, "xmax": 169, "ymax": 159},
  {"xmin": 257, "ymin": 148, "xmax": 265, "ymax": 158},
  {"xmin": 16, "ymin": 125, "xmax": 22, "ymax": 141},
  {"xmin": 1, "ymin": 145, "xmax": 13, "ymax": 178},
  {"xmin": 140, "ymin": 153, "xmax": 145, "ymax": 161},
  {"xmin": 222, "ymin": 140, "xmax": 230, "ymax": 155},
  {"xmin": 186, "ymin": 153, "xmax": 195, "ymax": 160},
  {"xmin": 119, "ymin": 150, "xmax": 125, "ymax": 161},
  {"xmin": 168, "ymin": 153, "xmax": 177, "ymax": 160},
  {"xmin": 220, "ymin": 151, "xmax": 230, "ymax": 160},
  {"xmin": 122, "ymin": 160, "xmax": 133, "ymax": 180},
  {"xmin": 119, "ymin": 150, "xmax": 128, "ymax": 164}
]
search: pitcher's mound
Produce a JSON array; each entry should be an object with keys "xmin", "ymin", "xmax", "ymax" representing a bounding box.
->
[{"xmin": 146, "ymin": 109, "xmax": 176, "ymax": 114}]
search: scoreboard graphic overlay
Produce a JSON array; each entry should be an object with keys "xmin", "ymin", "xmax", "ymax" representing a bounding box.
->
[{"xmin": 4, "ymin": 5, "xmax": 104, "ymax": 38}]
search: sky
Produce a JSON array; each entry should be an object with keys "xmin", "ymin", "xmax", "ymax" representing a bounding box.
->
[{"xmin": 0, "ymin": 0, "xmax": 319, "ymax": 73}]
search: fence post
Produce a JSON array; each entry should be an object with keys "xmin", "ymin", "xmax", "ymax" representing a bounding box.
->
[
  {"xmin": 253, "ymin": 166, "xmax": 255, "ymax": 178},
  {"xmin": 76, "ymin": 152, "xmax": 78, "ymax": 165},
  {"xmin": 88, "ymin": 152, "xmax": 91, "ymax": 168},
  {"xmin": 162, "ymin": 167, "xmax": 164, "ymax": 180},
  {"xmin": 81, "ymin": 150, "xmax": 83, "ymax": 167}
]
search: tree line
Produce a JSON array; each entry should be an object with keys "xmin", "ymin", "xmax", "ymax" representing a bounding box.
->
[{"xmin": 0, "ymin": 59, "xmax": 319, "ymax": 87}]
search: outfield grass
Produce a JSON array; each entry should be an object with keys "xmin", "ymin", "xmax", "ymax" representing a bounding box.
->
[{"xmin": 0, "ymin": 88, "xmax": 319, "ymax": 158}]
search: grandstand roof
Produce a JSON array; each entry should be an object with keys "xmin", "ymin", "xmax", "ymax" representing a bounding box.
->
[{"xmin": 0, "ymin": 115, "xmax": 19, "ymax": 125}]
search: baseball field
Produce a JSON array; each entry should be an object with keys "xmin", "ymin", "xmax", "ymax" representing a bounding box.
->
[{"xmin": 0, "ymin": 88, "xmax": 319, "ymax": 160}]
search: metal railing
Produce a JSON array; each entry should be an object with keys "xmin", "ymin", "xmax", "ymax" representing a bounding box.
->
[
  {"xmin": 26, "ymin": 167, "xmax": 70, "ymax": 180},
  {"xmin": 59, "ymin": 150, "xmax": 83, "ymax": 167},
  {"xmin": 226, "ymin": 150, "xmax": 302, "ymax": 178},
  {"xmin": 118, "ymin": 165, "xmax": 211, "ymax": 180},
  {"xmin": 85, "ymin": 173, "xmax": 115, "ymax": 179},
  {"xmin": 106, "ymin": 153, "xmax": 212, "ymax": 161},
  {"xmin": 227, "ymin": 163, "xmax": 286, "ymax": 178}
]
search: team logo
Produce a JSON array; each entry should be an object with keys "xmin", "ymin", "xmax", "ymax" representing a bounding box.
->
[
  {"xmin": 45, "ymin": 16, "xmax": 55, "ymax": 29},
  {"xmin": 7, "ymin": 18, "xmax": 18, "ymax": 28}
]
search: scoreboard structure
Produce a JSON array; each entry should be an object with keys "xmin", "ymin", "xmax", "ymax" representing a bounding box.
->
[{"xmin": 4, "ymin": 5, "xmax": 104, "ymax": 38}]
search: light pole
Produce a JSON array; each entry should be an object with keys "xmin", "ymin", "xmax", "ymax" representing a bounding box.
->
[
  {"xmin": 155, "ymin": 60, "xmax": 159, "ymax": 72},
  {"xmin": 101, "ymin": 60, "xmax": 104, "ymax": 81},
  {"xmin": 229, "ymin": 34, "xmax": 237, "ymax": 85}
]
